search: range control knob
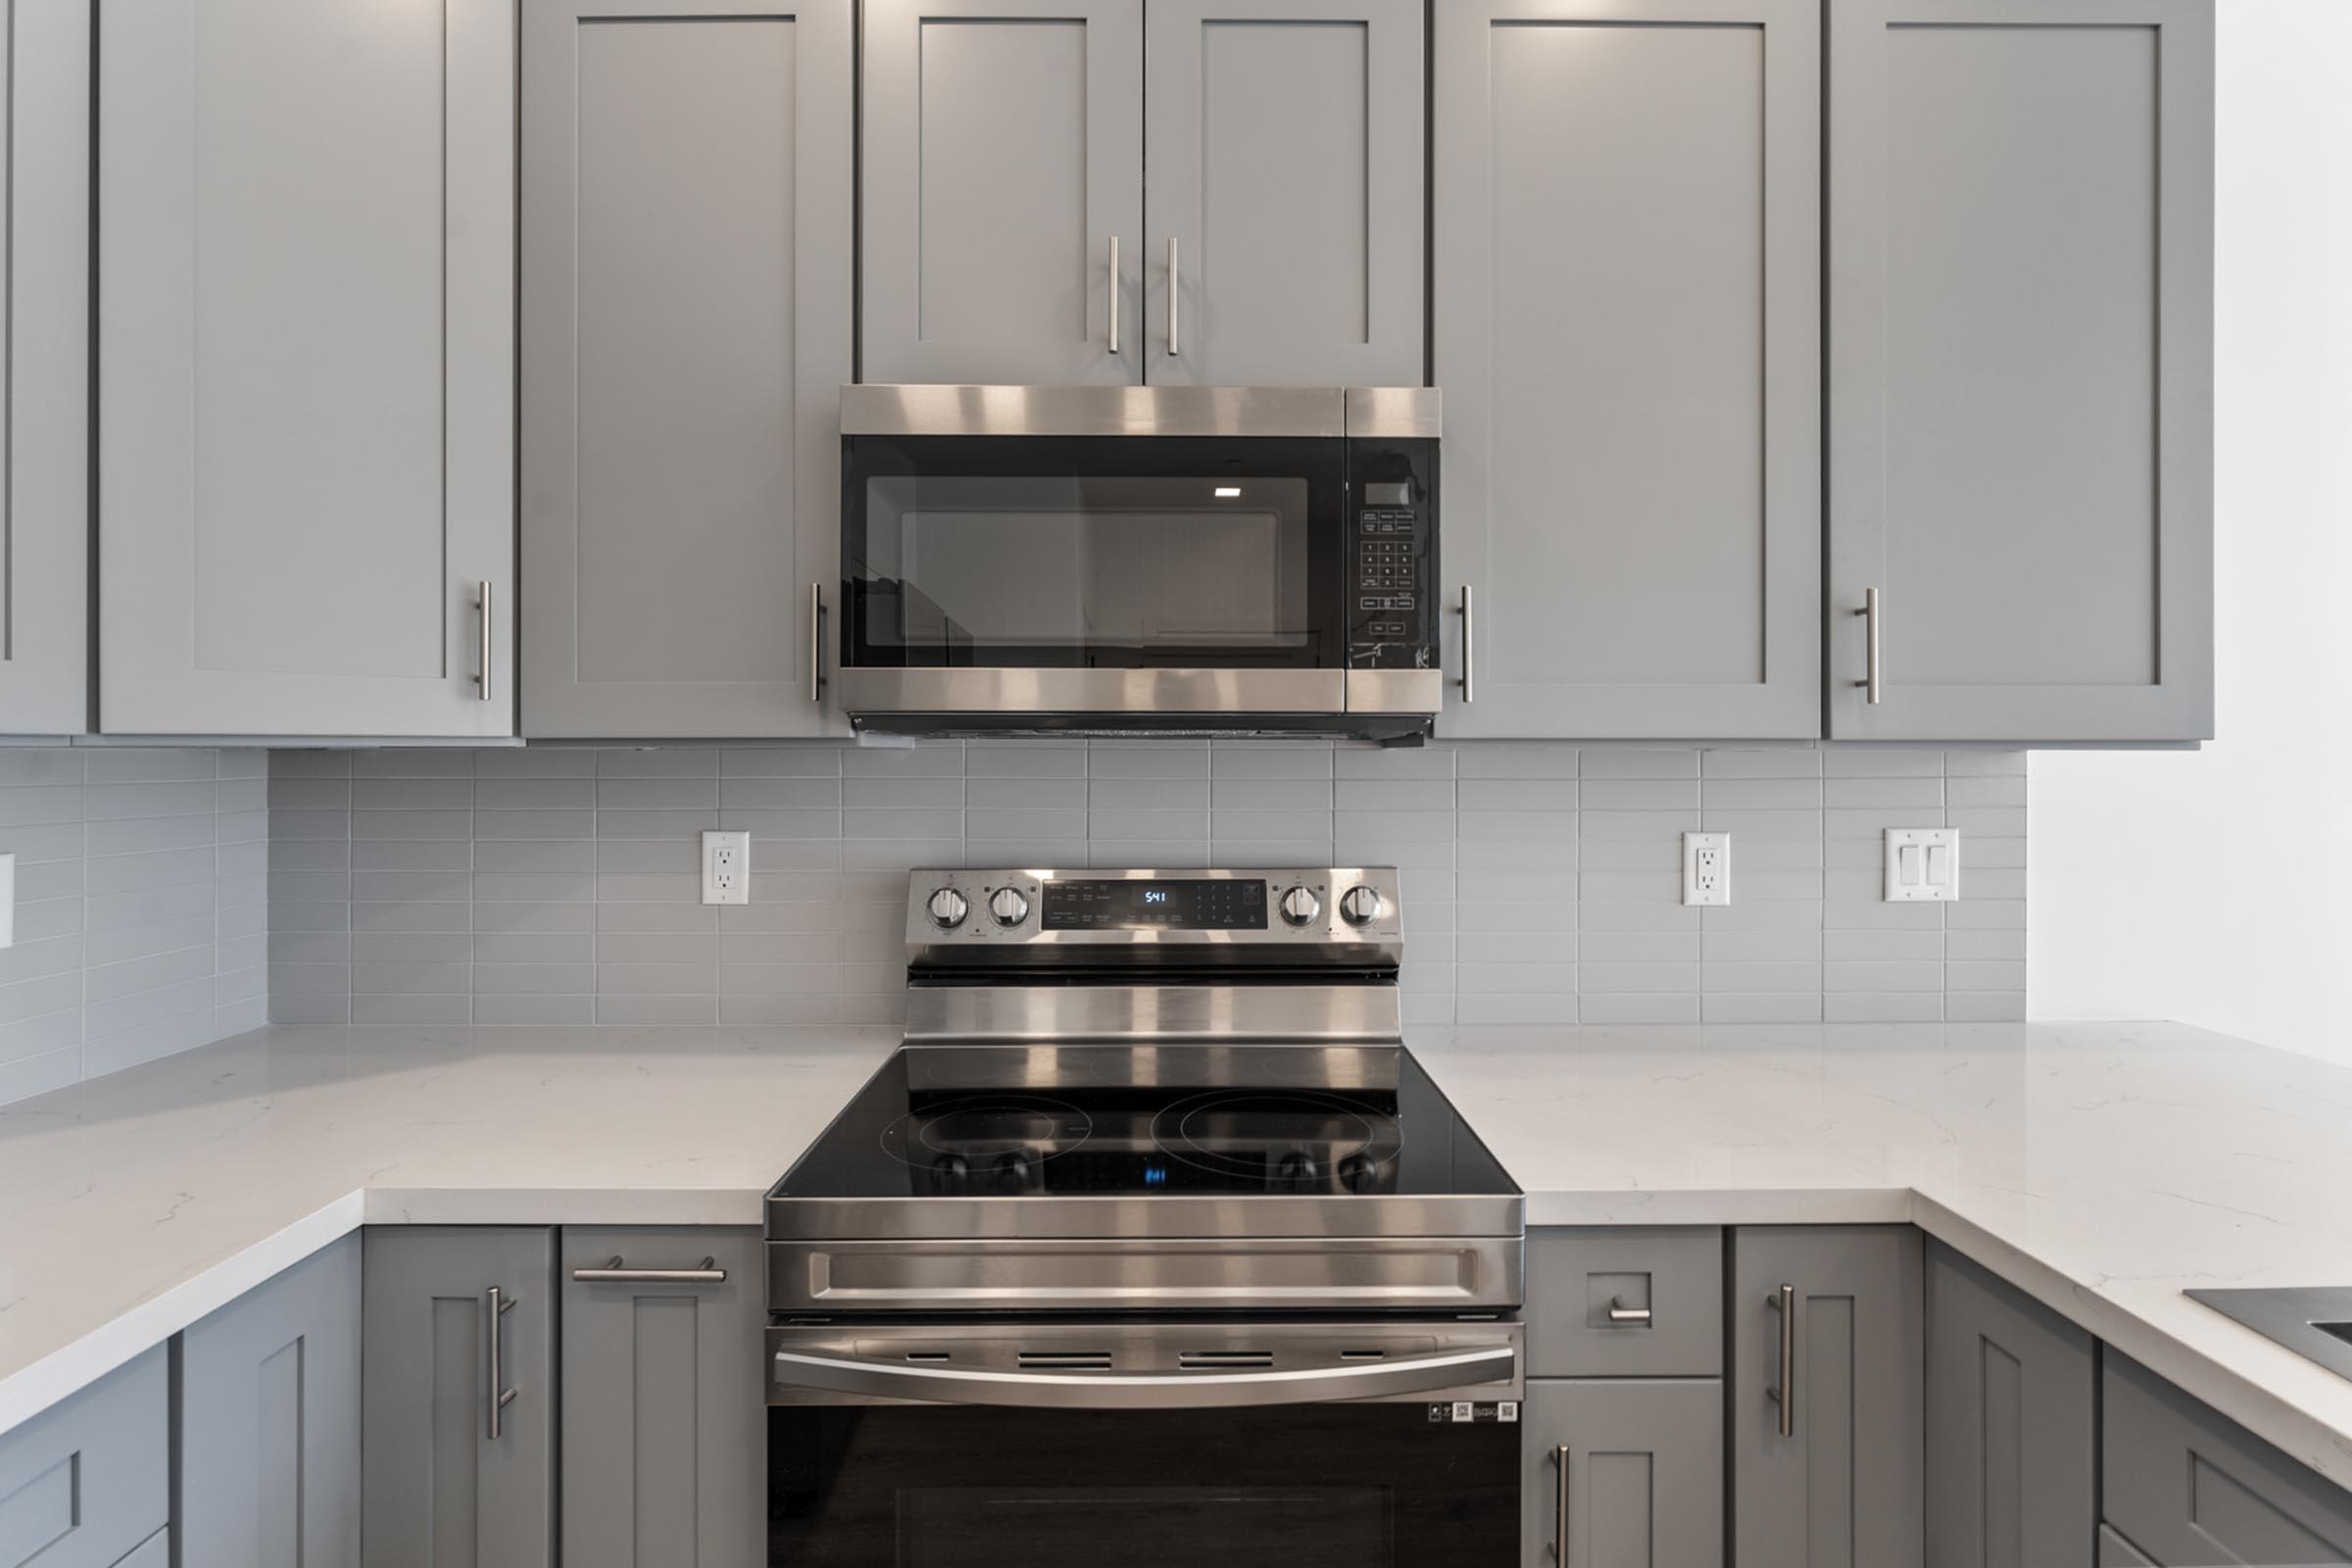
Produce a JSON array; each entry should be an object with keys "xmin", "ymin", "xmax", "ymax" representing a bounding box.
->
[
  {"xmin": 1279, "ymin": 885, "xmax": 1323, "ymax": 927},
  {"xmin": 988, "ymin": 886, "xmax": 1032, "ymax": 927},
  {"xmin": 926, "ymin": 888, "xmax": 969, "ymax": 929},
  {"xmin": 1339, "ymin": 885, "xmax": 1385, "ymax": 926}
]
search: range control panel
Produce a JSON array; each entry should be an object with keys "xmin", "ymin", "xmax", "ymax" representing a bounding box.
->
[
  {"xmin": 1346, "ymin": 438, "xmax": 1438, "ymax": 672},
  {"xmin": 905, "ymin": 867, "xmax": 1403, "ymax": 955}
]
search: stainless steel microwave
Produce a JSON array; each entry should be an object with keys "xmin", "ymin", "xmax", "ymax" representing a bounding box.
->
[{"xmin": 836, "ymin": 384, "xmax": 1441, "ymax": 741}]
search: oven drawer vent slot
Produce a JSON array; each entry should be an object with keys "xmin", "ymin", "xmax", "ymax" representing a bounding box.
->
[
  {"xmin": 1017, "ymin": 1350, "xmax": 1114, "ymax": 1370},
  {"xmin": 902, "ymin": 1351, "xmax": 951, "ymax": 1362},
  {"xmin": 1178, "ymin": 1350, "xmax": 1277, "ymax": 1369},
  {"xmin": 1340, "ymin": 1349, "xmax": 1388, "ymax": 1360}
]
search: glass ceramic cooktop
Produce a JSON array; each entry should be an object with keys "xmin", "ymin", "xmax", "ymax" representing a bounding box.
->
[{"xmin": 774, "ymin": 1045, "xmax": 1517, "ymax": 1202}]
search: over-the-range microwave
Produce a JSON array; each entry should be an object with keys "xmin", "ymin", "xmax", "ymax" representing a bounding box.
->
[{"xmin": 835, "ymin": 383, "xmax": 1441, "ymax": 741}]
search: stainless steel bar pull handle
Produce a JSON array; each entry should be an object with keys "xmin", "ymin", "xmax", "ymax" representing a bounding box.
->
[
  {"xmin": 1606, "ymin": 1298, "xmax": 1652, "ymax": 1326},
  {"xmin": 1166, "ymin": 237, "xmax": 1180, "ymax": 356},
  {"xmin": 571, "ymin": 1255, "xmax": 726, "ymax": 1285},
  {"xmin": 1107, "ymin": 236, "xmax": 1121, "ymax": 354},
  {"xmin": 474, "ymin": 581, "xmax": 494, "ymax": 702},
  {"xmin": 486, "ymin": 1286, "xmax": 519, "ymax": 1440},
  {"xmin": 1550, "ymin": 1444, "xmax": 1570, "ymax": 1561},
  {"xmin": 774, "ymin": 1343, "xmax": 1513, "ymax": 1410},
  {"xmin": 1458, "ymin": 586, "xmax": 1475, "ymax": 704},
  {"xmin": 1855, "ymin": 587, "xmax": 1882, "ymax": 705},
  {"xmin": 808, "ymin": 582, "xmax": 827, "ymax": 707},
  {"xmin": 1767, "ymin": 1283, "xmax": 1795, "ymax": 1437}
]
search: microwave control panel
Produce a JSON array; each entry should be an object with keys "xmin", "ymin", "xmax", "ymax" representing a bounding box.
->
[{"xmin": 1347, "ymin": 439, "xmax": 1438, "ymax": 670}]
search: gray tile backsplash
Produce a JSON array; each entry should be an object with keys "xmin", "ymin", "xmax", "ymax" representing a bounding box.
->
[
  {"xmin": 268, "ymin": 742, "xmax": 2025, "ymax": 1030},
  {"xmin": 0, "ymin": 748, "xmax": 270, "ymax": 1106}
]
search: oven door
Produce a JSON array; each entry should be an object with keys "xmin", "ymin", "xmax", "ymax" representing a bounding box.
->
[
  {"xmin": 839, "ymin": 428, "xmax": 1347, "ymax": 716},
  {"xmin": 766, "ymin": 1318, "xmax": 1521, "ymax": 1565}
]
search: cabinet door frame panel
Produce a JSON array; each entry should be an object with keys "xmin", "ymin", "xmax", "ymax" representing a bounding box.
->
[
  {"xmin": 1826, "ymin": 0, "xmax": 2214, "ymax": 742},
  {"xmin": 1433, "ymin": 0, "xmax": 1822, "ymax": 740}
]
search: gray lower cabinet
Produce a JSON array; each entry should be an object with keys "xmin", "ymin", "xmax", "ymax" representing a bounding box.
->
[
  {"xmin": 362, "ymin": 1228, "xmax": 557, "ymax": 1568},
  {"xmin": 1143, "ymin": 0, "xmax": 1423, "ymax": 386},
  {"xmin": 2098, "ymin": 1524, "xmax": 2159, "ymax": 1568},
  {"xmin": 2102, "ymin": 1349, "xmax": 2352, "ymax": 1565},
  {"xmin": 0, "ymin": 1346, "xmax": 166, "ymax": 1568},
  {"xmin": 1732, "ymin": 1225, "xmax": 1924, "ymax": 1568},
  {"xmin": 1923, "ymin": 1240, "xmax": 2094, "ymax": 1568},
  {"xmin": 1522, "ymin": 1379, "xmax": 1722, "ymax": 1568},
  {"xmin": 113, "ymin": 1531, "xmax": 169, "ymax": 1568},
  {"xmin": 862, "ymin": 0, "xmax": 1143, "ymax": 386},
  {"xmin": 560, "ymin": 1227, "xmax": 766, "ymax": 1566},
  {"xmin": 98, "ymin": 0, "xmax": 515, "ymax": 737},
  {"xmin": 0, "ymin": 0, "xmax": 90, "ymax": 735},
  {"xmin": 1434, "ymin": 0, "xmax": 1820, "ymax": 740},
  {"xmin": 1526, "ymin": 1227, "xmax": 1723, "ymax": 1379},
  {"xmin": 178, "ymin": 1235, "xmax": 363, "ymax": 1568},
  {"xmin": 519, "ymin": 0, "xmax": 853, "ymax": 738},
  {"xmin": 1826, "ymin": 0, "xmax": 2215, "ymax": 743}
]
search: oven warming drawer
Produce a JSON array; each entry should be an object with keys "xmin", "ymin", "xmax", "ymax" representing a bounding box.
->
[{"xmin": 766, "ymin": 1235, "xmax": 1522, "ymax": 1315}]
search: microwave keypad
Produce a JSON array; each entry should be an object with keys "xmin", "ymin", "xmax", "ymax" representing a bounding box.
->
[{"xmin": 1352, "ymin": 508, "xmax": 1426, "ymax": 650}]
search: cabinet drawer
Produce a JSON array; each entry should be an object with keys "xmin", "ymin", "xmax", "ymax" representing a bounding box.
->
[
  {"xmin": 1528, "ymin": 1228, "xmax": 1722, "ymax": 1377},
  {"xmin": 0, "ymin": 1348, "xmax": 167, "ymax": 1568},
  {"xmin": 2103, "ymin": 1350, "xmax": 2352, "ymax": 1565}
]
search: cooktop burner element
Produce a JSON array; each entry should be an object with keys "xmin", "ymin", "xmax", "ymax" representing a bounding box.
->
[
  {"xmin": 878, "ymin": 1094, "xmax": 1095, "ymax": 1167},
  {"xmin": 1150, "ymin": 1088, "xmax": 1399, "ymax": 1193}
]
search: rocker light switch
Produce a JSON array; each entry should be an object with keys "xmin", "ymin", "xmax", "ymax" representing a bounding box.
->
[{"xmin": 1884, "ymin": 828, "xmax": 1958, "ymax": 903}]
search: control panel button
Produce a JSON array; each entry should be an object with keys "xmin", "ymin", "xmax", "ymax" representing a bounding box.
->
[{"xmin": 926, "ymin": 888, "xmax": 969, "ymax": 929}]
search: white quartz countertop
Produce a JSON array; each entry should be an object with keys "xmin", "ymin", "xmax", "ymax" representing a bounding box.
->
[
  {"xmin": 1411, "ymin": 1022, "xmax": 2352, "ymax": 1491},
  {"xmin": 2, "ymin": 1021, "xmax": 2348, "ymax": 1495}
]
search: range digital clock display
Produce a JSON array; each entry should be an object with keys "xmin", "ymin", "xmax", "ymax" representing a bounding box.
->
[{"xmin": 1043, "ymin": 879, "xmax": 1268, "ymax": 930}]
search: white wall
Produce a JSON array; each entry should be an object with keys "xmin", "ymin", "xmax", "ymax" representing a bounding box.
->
[{"xmin": 2031, "ymin": 0, "xmax": 2352, "ymax": 1066}]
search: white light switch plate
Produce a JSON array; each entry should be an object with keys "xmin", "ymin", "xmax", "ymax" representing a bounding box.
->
[
  {"xmin": 1883, "ymin": 828, "xmax": 1959, "ymax": 903},
  {"xmin": 701, "ymin": 830, "xmax": 750, "ymax": 906},
  {"xmin": 0, "ymin": 853, "xmax": 13, "ymax": 948},
  {"xmin": 1682, "ymin": 832, "xmax": 1730, "ymax": 906}
]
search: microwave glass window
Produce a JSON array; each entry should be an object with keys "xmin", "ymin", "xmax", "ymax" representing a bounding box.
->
[{"xmin": 859, "ymin": 475, "xmax": 1312, "ymax": 657}]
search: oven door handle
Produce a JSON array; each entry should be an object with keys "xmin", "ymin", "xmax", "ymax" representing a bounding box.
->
[{"xmin": 772, "ymin": 1345, "xmax": 1515, "ymax": 1410}]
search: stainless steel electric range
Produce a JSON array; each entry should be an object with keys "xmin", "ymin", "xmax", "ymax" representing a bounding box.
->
[{"xmin": 763, "ymin": 866, "xmax": 1525, "ymax": 1565}]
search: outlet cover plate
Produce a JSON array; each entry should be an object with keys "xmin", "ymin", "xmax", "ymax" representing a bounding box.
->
[
  {"xmin": 1682, "ymin": 832, "xmax": 1731, "ymax": 906},
  {"xmin": 1883, "ymin": 828, "xmax": 1958, "ymax": 903},
  {"xmin": 701, "ymin": 830, "xmax": 750, "ymax": 906},
  {"xmin": 0, "ymin": 853, "xmax": 13, "ymax": 948}
]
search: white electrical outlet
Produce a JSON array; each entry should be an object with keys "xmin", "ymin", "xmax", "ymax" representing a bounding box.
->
[
  {"xmin": 701, "ymin": 830, "xmax": 751, "ymax": 906},
  {"xmin": 1682, "ymin": 832, "xmax": 1731, "ymax": 906},
  {"xmin": 1884, "ymin": 827, "xmax": 1959, "ymax": 902}
]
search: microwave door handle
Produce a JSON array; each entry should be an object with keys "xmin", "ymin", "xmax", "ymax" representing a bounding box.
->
[{"xmin": 772, "ymin": 1345, "xmax": 1513, "ymax": 1410}]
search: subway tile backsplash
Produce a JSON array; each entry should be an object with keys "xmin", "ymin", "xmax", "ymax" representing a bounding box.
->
[
  {"xmin": 0, "ymin": 748, "xmax": 270, "ymax": 1106},
  {"xmin": 268, "ymin": 742, "xmax": 2026, "ymax": 1029}
]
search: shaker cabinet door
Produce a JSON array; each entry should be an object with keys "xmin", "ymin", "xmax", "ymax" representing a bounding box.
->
[
  {"xmin": 560, "ymin": 1228, "xmax": 768, "ymax": 1566},
  {"xmin": 1732, "ymin": 1225, "xmax": 1925, "ymax": 1568},
  {"xmin": 98, "ymin": 0, "xmax": 514, "ymax": 737},
  {"xmin": 1143, "ymin": 0, "xmax": 1423, "ymax": 387},
  {"xmin": 1923, "ymin": 1240, "xmax": 2095, "ymax": 1568},
  {"xmin": 861, "ymin": 0, "xmax": 1143, "ymax": 386},
  {"xmin": 1434, "ymin": 0, "xmax": 1820, "ymax": 740},
  {"xmin": 361, "ymin": 1228, "xmax": 557, "ymax": 1568},
  {"xmin": 1521, "ymin": 1379, "xmax": 1722, "ymax": 1568},
  {"xmin": 1827, "ymin": 0, "xmax": 2214, "ymax": 742},
  {"xmin": 0, "ymin": 0, "xmax": 89, "ymax": 736},
  {"xmin": 177, "ymin": 1235, "xmax": 363, "ymax": 1568},
  {"xmin": 520, "ymin": 0, "xmax": 852, "ymax": 737}
]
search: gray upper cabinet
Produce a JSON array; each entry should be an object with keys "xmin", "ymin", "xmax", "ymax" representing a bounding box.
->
[
  {"xmin": 1434, "ymin": 0, "xmax": 1821, "ymax": 740},
  {"xmin": 560, "ymin": 1228, "xmax": 767, "ymax": 1566},
  {"xmin": 1827, "ymin": 0, "xmax": 2215, "ymax": 743},
  {"xmin": 178, "ymin": 1235, "xmax": 362, "ymax": 1568},
  {"xmin": 1924, "ymin": 1241, "xmax": 2094, "ymax": 1568},
  {"xmin": 1732, "ymin": 1225, "xmax": 1924, "ymax": 1568},
  {"xmin": 1521, "ymin": 1379, "xmax": 1722, "ymax": 1568},
  {"xmin": 362, "ymin": 1228, "xmax": 557, "ymax": 1568},
  {"xmin": 2103, "ymin": 1349, "xmax": 2352, "ymax": 1566},
  {"xmin": 0, "ymin": 0, "xmax": 90, "ymax": 736},
  {"xmin": 862, "ymin": 0, "xmax": 1143, "ymax": 386},
  {"xmin": 1144, "ymin": 0, "xmax": 1424, "ymax": 386},
  {"xmin": 98, "ymin": 0, "xmax": 515, "ymax": 737},
  {"xmin": 0, "ymin": 1347, "xmax": 165, "ymax": 1568},
  {"xmin": 519, "ymin": 0, "xmax": 853, "ymax": 738}
]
